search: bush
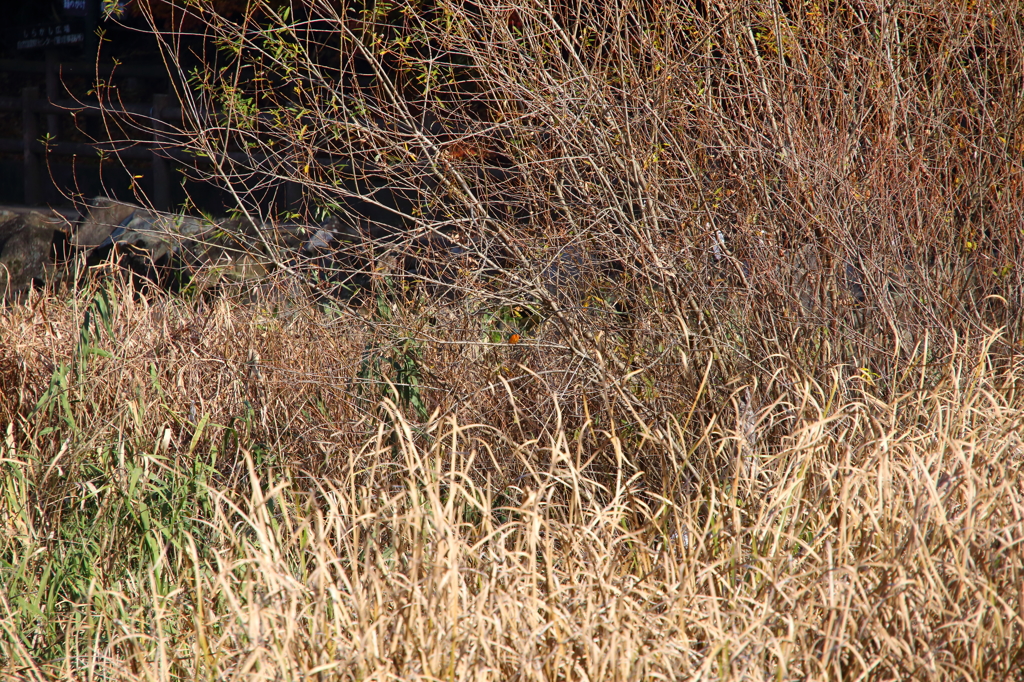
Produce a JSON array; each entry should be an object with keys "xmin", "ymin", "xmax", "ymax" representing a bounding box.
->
[
  {"xmin": 102, "ymin": 0, "xmax": 1022, "ymax": 457},
  {"xmin": 2, "ymin": 0, "xmax": 1022, "ymax": 678}
]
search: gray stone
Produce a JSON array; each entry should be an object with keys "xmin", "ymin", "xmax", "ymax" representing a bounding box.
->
[
  {"xmin": 72, "ymin": 197, "xmax": 138, "ymax": 249},
  {"xmin": 0, "ymin": 210, "xmax": 64, "ymax": 300}
]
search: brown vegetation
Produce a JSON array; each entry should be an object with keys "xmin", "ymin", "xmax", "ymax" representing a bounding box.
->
[{"xmin": 2, "ymin": 0, "xmax": 1024, "ymax": 679}]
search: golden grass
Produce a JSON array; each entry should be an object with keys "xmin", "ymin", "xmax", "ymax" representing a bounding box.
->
[{"xmin": 1, "ymin": 280, "xmax": 1022, "ymax": 681}]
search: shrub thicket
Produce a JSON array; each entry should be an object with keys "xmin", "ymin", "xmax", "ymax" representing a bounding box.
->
[{"xmin": 2, "ymin": 0, "xmax": 1023, "ymax": 679}]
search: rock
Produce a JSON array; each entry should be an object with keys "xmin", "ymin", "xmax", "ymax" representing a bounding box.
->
[
  {"xmin": 844, "ymin": 261, "xmax": 866, "ymax": 304},
  {"xmin": 187, "ymin": 252, "xmax": 271, "ymax": 298},
  {"xmin": 97, "ymin": 211, "xmax": 216, "ymax": 257},
  {"xmin": 72, "ymin": 197, "xmax": 138, "ymax": 249},
  {"xmin": 0, "ymin": 210, "xmax": 66, "ymax": 300},
  {"xmin": 541, "ymin": 245, "xmax": 588, "ymax": 303}
]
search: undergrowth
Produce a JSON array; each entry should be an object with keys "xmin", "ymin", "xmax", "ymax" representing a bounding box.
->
[
  {"xmin": 2, "ymin": 0, "xmax": 1024, "ymax": 678},
  {"xmin": 0, "ymin": 280, "xmax": 1022, "ymax": 680}
]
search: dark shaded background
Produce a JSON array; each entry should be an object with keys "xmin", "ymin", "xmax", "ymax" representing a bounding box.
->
[{"xmin": 0, "ymin": 0, "xmax": 237, "ymax": 212}]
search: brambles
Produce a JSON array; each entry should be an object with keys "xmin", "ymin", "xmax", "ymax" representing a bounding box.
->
[{"xmin": 108, "ymin": 0, "xmax": 1022, "ymax": 396}]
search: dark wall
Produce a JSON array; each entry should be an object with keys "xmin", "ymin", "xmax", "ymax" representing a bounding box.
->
[{"xmin": 0, "ymin": 0, "xmax": 244, "ymax": 213}]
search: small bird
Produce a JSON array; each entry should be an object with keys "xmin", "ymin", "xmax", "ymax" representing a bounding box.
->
[{"xmin": 508, "ymin": 331, "xmax": 522, "ymax": 344}]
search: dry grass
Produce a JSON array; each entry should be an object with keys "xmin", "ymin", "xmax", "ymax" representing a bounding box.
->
[{"xmin": 1, "ymin": 279, "xmax": 1022, "ymax": 681}]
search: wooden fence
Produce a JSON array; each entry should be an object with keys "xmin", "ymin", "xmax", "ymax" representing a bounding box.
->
[
  {"xmin": 0, "ymin": 89, "xmax": 183, "ymax": 211},
  {"xmin": 0, "ymin": 57, "xmax": 178, "ymax": 209}
]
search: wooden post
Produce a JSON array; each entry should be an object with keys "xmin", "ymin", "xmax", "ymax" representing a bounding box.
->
[
  {"xmin": 22, "ymin": 86, "xmax": 40, "ymax": 206},
  {"xmin": 45, "ymin": 50, "xmax": 60, "ymax": 139},
  {"xmin": 45, "ymin": 50, "xmax": 60, "ymax": 204},
  {"xmin": 152, "ymin": 94, "xmax": 170, "ymax": 211}
]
